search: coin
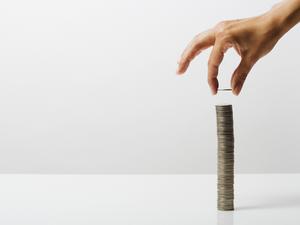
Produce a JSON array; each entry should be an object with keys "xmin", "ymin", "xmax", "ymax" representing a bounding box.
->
[
  {"xmin": 216, "ymin": 104, "xmax": 234, "ymax": 211},
  {"xmin": 218, "ymin": 88, "xmax": 233, "ymax": 91}
]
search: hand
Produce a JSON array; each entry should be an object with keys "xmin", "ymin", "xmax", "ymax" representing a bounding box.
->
[{"xmin": 177, "ymin": 0, "xmax": 300, "ymax": 95}]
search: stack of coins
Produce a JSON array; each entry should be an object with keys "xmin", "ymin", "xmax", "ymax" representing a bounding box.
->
[{"xmin": 216, "ymin": 105, "xmax": 234, "ymax": 211}]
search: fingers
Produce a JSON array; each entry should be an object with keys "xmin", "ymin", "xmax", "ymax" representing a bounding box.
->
[
  {"xmin": 231, "ymin": 58, "xmax": 254, "ymax": 95},
  {"xmin": 177, "ymin": 29, "xmax": 215, "ymax": 74},
  {"xmin": 207, "ymin": 40, "xmax": 227, "ymax": 95}
]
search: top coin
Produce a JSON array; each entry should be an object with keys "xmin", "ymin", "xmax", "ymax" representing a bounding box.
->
[{"xmin": 218, "ymin": 88, "xmax": 232, "ymax": 91}]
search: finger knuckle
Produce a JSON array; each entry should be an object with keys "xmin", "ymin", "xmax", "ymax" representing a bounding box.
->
[
  {"xmin": 215, "ymin": 21, "xmax": 228, "ymax": 30},
  {"xmin": 193, "ymin": 33, "xmax": 201, "ymax": 42},
  {"xmin": 214, "ymin": 21, "xmax": 232, "ymax": 41},
  {"xmin": 237, "ymin": 69, "xmax": 249, "ymax": 83},
  {"xmin": 207, "ymin": 58, "xmax": 213, "ymax": 67},
  {"xmin": 240, "ymin": 72, "xmax": 248, "ymax": 81},
  {"xmin": 207, "ymin": 60, "xmax": 218, "ymax": 72}
]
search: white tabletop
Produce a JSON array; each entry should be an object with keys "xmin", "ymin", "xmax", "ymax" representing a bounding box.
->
[{"xmin": 0, "ymin": 174, "xmax": 299, "ymax": 225}]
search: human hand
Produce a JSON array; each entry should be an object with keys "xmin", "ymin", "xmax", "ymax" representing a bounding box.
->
[{"xmin": 177, "ymin": 0, "xmax": 300, "ymax": 95}]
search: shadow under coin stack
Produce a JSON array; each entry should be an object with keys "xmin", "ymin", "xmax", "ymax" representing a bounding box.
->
[{"xmin": 216, "ymin": 105, "xmax": 234, "ymax": 211}]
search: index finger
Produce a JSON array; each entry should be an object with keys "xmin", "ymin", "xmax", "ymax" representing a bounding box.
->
[
  {"xmin": 207, "ymin": 40, "xmax": 233, "ymax": 94},
  {"xmin": 177, "ymin": 29, "xmax": 215, "ymax": 74},
  {"xmin": 207, "ymin": 41, "xmax": 225, "ymax": 94}
]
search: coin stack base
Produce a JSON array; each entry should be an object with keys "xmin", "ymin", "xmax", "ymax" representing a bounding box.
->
[{"xmin": 216, "ymin": 105, "xmax": 234, "ymax": 211}]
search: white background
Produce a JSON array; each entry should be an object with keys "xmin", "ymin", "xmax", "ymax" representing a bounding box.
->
[{"xmin": 0, "ymin": 0, "xmax": 299, "ymax": 173}]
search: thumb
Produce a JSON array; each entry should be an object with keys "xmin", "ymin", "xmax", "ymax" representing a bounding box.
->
[{"xmin": 231, "ymin": 58, "xmax": 254, "ymax": 95}]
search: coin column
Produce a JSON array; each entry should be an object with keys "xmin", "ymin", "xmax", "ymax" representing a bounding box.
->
[{"xmin": 216, "ymin": 105, "xmax": 234, "ymax": 211}]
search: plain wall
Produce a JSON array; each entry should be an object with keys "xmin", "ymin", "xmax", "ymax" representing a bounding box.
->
[{"xmin": 0, "ymin": 0, "xmax": 299, "ymax": 173}]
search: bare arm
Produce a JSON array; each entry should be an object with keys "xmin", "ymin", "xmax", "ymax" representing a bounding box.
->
[{"xmin": 177, "ymin": 0, "xmax": 300, "ymax": 95}]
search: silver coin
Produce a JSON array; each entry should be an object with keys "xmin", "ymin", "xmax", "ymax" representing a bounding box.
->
[{"xmin": 216, "ymin": 104, "xmax": 235, "ymax": 211}]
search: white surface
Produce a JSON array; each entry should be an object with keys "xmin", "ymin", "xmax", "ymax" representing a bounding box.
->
[
  {"xmin": 0, "ymin": 0, "xmax": 300, "ymax": 173},
  {"xmin": 0, "ymin": 174, "xmax": 299, "ymax": 224}
]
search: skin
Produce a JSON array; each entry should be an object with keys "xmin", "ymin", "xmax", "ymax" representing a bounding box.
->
[{"xmin": 177, "ymin": 0, "xmax": 300, "ymax": 95}]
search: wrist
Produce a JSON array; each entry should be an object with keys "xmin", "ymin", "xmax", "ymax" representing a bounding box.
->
[{"xmin": 266, "ymin": 0, "xmax": 300, "ymax": 38}]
